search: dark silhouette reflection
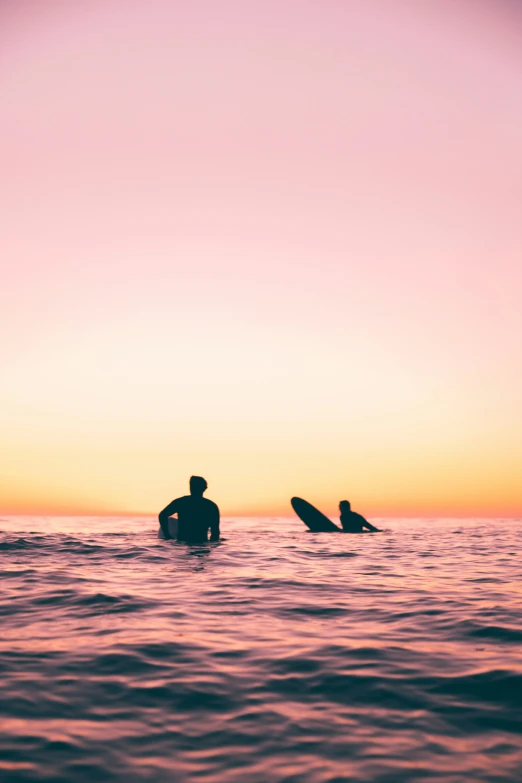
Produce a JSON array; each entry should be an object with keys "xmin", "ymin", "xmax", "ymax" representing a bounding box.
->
[
  {"xmin": 159, "ymin": 476, "xmax": 220, "ymax": 543},
  {"xmin": 339, "ymin": 500, "xmax": 380, "ymax": 532},
  {"xmin": 185, "ymin": 544, "xmax": 214, "ymax": 571}
]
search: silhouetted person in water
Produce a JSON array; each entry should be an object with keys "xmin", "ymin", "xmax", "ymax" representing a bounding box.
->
[
  {"xmin": 159, "ymin": 476, "xmax": 220, "ymax": 543},
  {"xmin": 339, "ymin": 500, "xmax": 380, "ymax": 533}
]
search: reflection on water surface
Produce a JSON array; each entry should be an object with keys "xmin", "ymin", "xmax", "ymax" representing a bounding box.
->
[{"xmin": 1, "ymin": 516, "xmax": 521, "ymax": 782}]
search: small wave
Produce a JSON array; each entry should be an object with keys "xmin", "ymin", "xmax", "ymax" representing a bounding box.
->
[
  {"xmin": 430, "ymin": 669, "xmax": 522, "ymax": 709},
  {"xmin": 0, "ymin": 536, "xmax": 51, "ymax": 551},
  {"xmin": 25, "ymin": 590, "xmax": 153, "ymax": 616},
  {"xmin": 468, "ymin": 624, "xmax": 522, "ymax": 642},
  {"xmin": 306, "ymin": 550, "xmax": 359, "ymax": 558},
  {"xmin": 280, "ymin": 605, "xmax": 347, "ymax": 617},
  {"xmin": 75, "ymin": 593, "xmax": 153, "ymax": 613}
]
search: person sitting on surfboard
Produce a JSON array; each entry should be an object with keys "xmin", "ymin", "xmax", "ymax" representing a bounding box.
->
[
  {"xmin": 158, "ymin": 476, "xmax": 220, "ymax": 543},
  {"xmin": 339, "ymin": 500, "xmax": 380, "ymax": 533}
]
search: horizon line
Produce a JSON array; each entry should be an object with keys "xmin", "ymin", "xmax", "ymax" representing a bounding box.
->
[{"xmin": 1, "ymin": 510, "xmax": 520, "ymax": 520}]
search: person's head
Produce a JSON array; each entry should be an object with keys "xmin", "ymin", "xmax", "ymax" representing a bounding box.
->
[
  {"xmin": 189, "ymin": 475, "xmax": 208, "ymax": 496},
  {"xmin": 339, "ymin": 500, "xmax": 351, "ymax": 513}
]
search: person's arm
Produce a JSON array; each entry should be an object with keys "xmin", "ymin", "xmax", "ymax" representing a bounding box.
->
[
  {"xmin": 209, "ymin": 504, "xmax": 220, "ymax": 541},
  {"xmin": 158, "ymin": 499, "xmax": 179, "ymax": 540},
  {"xmin": 361, "ymin": 517, "xmax": 380, "ymax": 532}
]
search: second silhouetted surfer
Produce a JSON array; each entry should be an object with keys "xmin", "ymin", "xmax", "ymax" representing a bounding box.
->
[{"xmin": 339, "ymin": 500, "xmax": 380, "ymax": 532}]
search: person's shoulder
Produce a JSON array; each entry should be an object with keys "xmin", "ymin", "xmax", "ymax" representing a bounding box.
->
[
  {"xmin": 353, "ymin": 511, "xmax": 367, "ymax": 522},
  {"xmin": 162, "ymin": 495, "xmax": 187, "ymax": 513},
  {"xmin": 203, "ymin": 498, "xmax": 219, "ymax": 510}
]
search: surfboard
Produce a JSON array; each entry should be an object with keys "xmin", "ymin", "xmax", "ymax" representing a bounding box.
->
[
  {"xmin": 158, "ymin": 517, "xmax": 178, "ymax": 540},
  {"xmin": 291, "ymin": 497, "xmax": 342, "ymax": 532}
]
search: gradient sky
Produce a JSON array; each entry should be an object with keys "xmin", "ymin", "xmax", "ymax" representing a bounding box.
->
[{"xmin": 2, "ymin": 0, "xmax": 522, "ymax": 516}]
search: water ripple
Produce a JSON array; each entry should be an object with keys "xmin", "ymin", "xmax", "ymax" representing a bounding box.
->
[{"xmin": 0, "ymin": 516, "xmax": 521, "ymax": 782}]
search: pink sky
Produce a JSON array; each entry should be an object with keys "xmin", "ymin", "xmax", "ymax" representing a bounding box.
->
[{"xmin": 1, "ymin": 0, "xmax": 522, "ymax": 515}]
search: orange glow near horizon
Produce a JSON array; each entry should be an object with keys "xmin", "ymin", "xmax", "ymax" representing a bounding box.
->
[{"xmin": 1, "ymin": 0, "xmax": 522, "ymax": 518}]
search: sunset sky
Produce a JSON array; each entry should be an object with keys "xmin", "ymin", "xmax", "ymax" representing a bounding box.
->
[{"xmin": 2, "ymin": 0, "xmax": 521, "ymax": 517}]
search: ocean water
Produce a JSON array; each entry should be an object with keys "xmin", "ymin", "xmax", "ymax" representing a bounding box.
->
[{"xmin": 1, "ymin": 516, "xmax": 521, "ymax": 783}]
